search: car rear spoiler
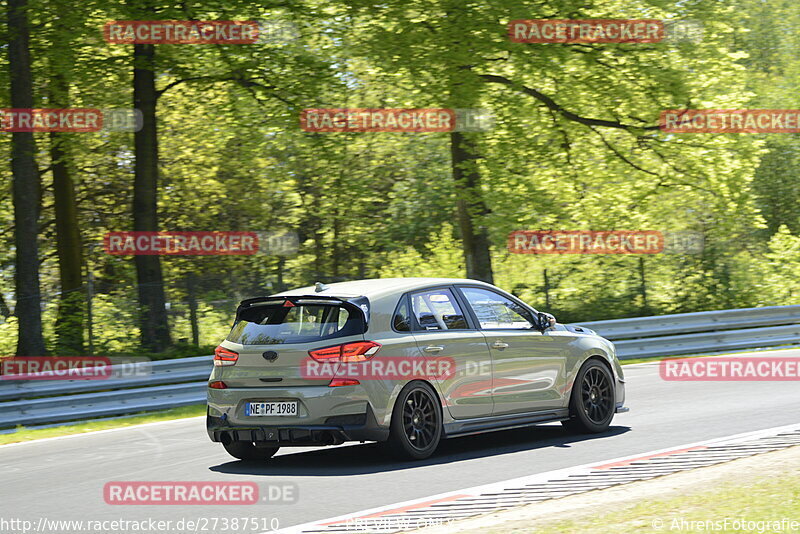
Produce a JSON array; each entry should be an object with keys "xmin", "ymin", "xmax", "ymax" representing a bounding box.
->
[{"xmin": 236, "ymin": 295, "xmax": 372, "ymax": 329}]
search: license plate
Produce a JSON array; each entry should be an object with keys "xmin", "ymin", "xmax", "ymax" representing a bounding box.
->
[{"xmin": 245, "ymin": 401, "xmax": 298, "ymax": 417}]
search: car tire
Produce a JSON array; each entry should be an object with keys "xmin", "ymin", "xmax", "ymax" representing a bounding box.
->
[
  {"xmin": 222, "ymin": 441, "xmax": 279, "ymax": 461},
  {"xmin": 384, "ymin": 381, "xmax": 442, "ymax": 461},
  {"xmin": 562, "ymin": 359, "xmax": 615, "ymax": 434}
]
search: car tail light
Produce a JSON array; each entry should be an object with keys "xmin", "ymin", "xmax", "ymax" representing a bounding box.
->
[
  {"xmin": 214, "ymin": 345, "xmax": 239, "ymax": 367},
  {"xmin": 328, "ymin": 378, "xmax": 360, "ymax": 387},
  {"xmin": 307, "ymin": 345, "xmax": 343, "ymax": 361},
  {"xmin": 208, "ymin": 380, "xmax": 228, "ymax": 389},
  {"xmin": 308, "ymin": 341, "xmax": 381, "ymax": 363}
]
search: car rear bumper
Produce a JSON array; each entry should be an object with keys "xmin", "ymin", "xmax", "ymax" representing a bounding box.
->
[
  {"xmin": 615, "ymin": 376, "xmax": 627, "ymax": 413},
  {"xmin": 206, "ymin": 406, "xmax": 389, "ymax": 446}
]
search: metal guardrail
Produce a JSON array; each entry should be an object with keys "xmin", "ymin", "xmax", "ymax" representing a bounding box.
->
[
  {"xmin": 579, "ymin": 305, "xmax": 800, "ymax": 359},
  {"xmin": 1, "ymin": 305, "xmax": 799, "ymax": 429},
  {"xmin": 579, "ymin": 305, "xmax": 800, "ymax": 340},
  {"xmin": 0, "ymin": 356, "xmax": 213, "ymax": 428},
  {"xmin": 0, "ymin": 355, "xmax": 211, "ymax": 402},
  {"xmin": 0, "ymin": 382, "xmax": 206, "ymax": 428},
  {"xmin": 612, "ymin": 323, "xmax": 800, "ymax": 359}
]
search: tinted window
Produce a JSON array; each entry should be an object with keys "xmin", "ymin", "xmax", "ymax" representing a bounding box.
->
[
  {"xmin": 227, "ymin": 303, "xmax": 361, "ymax": 344},
  {"xmin": 410, "ymin": 289, "xmax": 469, "ymax": 331},
  {"xmin": 393, "ymin": 299, "xmax": 412, "ymax": 332},
  {"xmin": 461, "ymin": 287, "xmax": 534, "ymax": 330}
]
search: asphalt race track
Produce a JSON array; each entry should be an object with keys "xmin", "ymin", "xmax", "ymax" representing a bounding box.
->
[{"xmin": 3, "ymin": 351, "xmax": 800, "ymax": 532}]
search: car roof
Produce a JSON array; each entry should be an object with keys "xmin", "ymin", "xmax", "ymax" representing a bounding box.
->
[{"xmin": 272, "ymin": 277, "xmax": 495, "ymax": 300}]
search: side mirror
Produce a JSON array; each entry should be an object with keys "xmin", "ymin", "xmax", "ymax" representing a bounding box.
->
[{"xmin": 536, "ymin": 312, "xmax": 557, "ymax": 332}]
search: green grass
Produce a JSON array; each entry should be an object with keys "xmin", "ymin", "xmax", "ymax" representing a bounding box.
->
[
  {"xmin": 502, "ymin": 458, "xmax": 800, "ymax": 533},
  {"xmin": 0, "ymin": 404, "xmax": 206, "ymax": 446},
  {"xmin": 619, "ymin": 345, "xmax": 799, "ymax": 365},
  {"xmin": 620, "ymin": 354, "xmax": 708, "ymax": 365}
]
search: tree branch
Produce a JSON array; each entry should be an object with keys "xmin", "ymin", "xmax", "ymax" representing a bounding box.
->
[
  {"xmin": 479, "ymin": 73, "xmax": 660, "ymax": 131},
  {"xmin": 587, "ymin": 126, "xmax": 660, "ymax": 176},
  {"xmin": 156, "ymin": 75, "xmax": 270, "ymax": 98}
]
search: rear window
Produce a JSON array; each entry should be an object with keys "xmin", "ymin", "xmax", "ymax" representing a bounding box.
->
[
  {"xmin": 227, "ymin": 302, "xmax": 363, "ymax": 345},
  {"xmin": 410, "ymin": 288, "xmax": 469, "ymax": 331}
]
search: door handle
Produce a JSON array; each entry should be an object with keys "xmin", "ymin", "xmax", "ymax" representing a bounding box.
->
[
  {"xmin": 492, "ymin": 341, "xmax": 509, "ymax": 349},
  {"xmin": 423, "ymin": 345, "xmax": 444, "ymax": 353}
]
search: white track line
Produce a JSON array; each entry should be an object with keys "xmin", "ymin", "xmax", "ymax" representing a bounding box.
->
[{"xmin": 276, "ymin": 421, "xmax": 800, "ymax": 534}]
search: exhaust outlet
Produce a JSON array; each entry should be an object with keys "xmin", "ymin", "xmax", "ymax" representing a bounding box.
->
[{"xmin": 219, "ymin": 431, "xmax": 233, "ymax": 445}]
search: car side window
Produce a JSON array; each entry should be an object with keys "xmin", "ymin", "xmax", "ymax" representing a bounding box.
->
[
  {"xmin": 393, "ymin": 299, "xmax": 412, "ymax": 332},
  {"xmin": 460, "ymin": 287, "xmax": 535, "ymax": 330},
  {"xmin": 410, "ymin": 289, "xmax": 469, "ymax": 331}
]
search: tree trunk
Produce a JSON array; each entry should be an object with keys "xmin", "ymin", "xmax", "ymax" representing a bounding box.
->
[
  {"xmin": 186, "ymin": 274, "xmax": 199, "ymax": 346},
  {"xmin": 86, "ymin": 265, "xmax": 94, "ymax": 355},
  {"xmin": 310, "ymin": 189, "xmax": 324, "ymax": 280},
  {"xmin": 275, "ymin": 257, "xmax": 287, "ymax": 292},
  {"xmin": 638, "ymin": 256, "xmax": 650, "ymax": 314},
  {"xmin": 0, "ymin": 293, "xmax": 12, "ymax": 318},
  {"xmin": 450, "ymin": 131, "xmax": 494, "ymax": 283},
  {"xmin": 331, "ymin": 207, "xmax": 341, "ymax": 279},
  {"xmin": 543, "ymin": 268, "xmax": 551, "ymax": 310},
  {"xmin": 7, "ymin": 0, "xmax": 47, "ymax": 356},
  {"xmin": 49, "ymin": 69, "xmax": 85, "ymax": 355},
  {"xmin": 133, "ymin": 42, "xmax": 171, "ymax": 350}
]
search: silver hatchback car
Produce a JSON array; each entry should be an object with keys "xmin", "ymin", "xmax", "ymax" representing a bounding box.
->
[{"xmin": 207, "ymin": 278, "xmax": 627, "ymax": 461}]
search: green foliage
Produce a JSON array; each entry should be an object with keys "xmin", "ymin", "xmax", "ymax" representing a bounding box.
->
[{"xmin": 0, "ymin": 0, "xmax": 798, "ymax": 356}]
